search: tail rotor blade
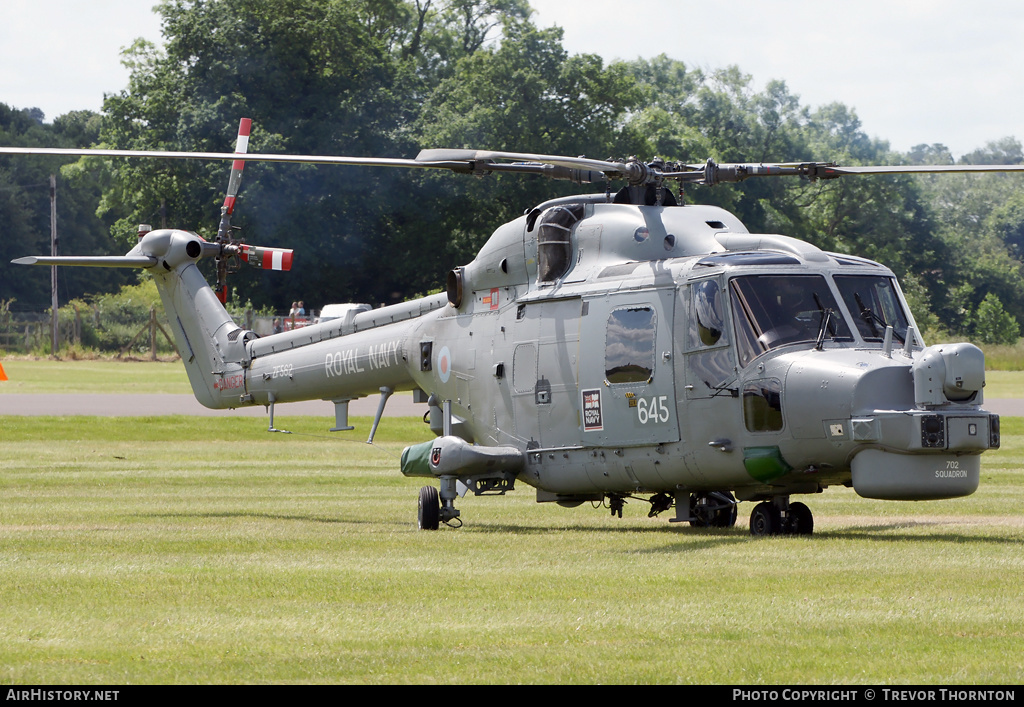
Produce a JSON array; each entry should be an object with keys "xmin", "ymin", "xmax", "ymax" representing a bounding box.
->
[
  {"xmin": 13, "ymin": 255, "xmax": 157, "ymax": 268},
  {"xmin": 238, "ymin": 244, "xmax": 294, "ymax": 271},
  {"xmin": 215, "ymin": 118, "xmax": 253, "ymax": 304},
  {"xmin": 219, "ymin": 117, "xmax": 251, "ymax": 233}
]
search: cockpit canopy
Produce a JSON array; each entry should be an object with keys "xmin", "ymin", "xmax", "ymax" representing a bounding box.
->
[{"xmin": 696, "ymin": 272, "xmax": 913, "ymax": 368}]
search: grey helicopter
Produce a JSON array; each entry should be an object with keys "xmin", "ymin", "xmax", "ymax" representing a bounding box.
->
[{"xmin": 5, "ymin": 119, "xmax": 1017, "ymax": 535}]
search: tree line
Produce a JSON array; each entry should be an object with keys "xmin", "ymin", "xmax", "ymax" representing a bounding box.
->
[{"xmin": 1, "ymin": 0, "xmax": 1021, "ymax": 344}]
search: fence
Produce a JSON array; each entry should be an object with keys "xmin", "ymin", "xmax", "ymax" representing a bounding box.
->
[
  {"xmin": 0, "ymin": 306, "xmax": 303, "ymax": 356},
  {"xmin": 0, "ymin": 311, "xmax": 54, "ymax": 354}
]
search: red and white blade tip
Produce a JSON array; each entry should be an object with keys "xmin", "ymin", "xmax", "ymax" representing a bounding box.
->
[
  {"xmin": 224, "ymin": 118, "xmax": 252, "ymax": 214},
  {"xmin": 240, "ymin": 244, "xmax": 293, "ymax": 271}
]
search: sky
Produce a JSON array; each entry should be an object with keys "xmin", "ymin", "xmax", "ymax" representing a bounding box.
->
[{"xmin": 2, "ymin": 0, "xmax": 1023, "ymax": 159}]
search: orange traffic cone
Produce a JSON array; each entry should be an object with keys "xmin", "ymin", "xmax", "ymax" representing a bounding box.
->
[{"xmin": 0, "ymin": 362, "xmax": 7, "ymax": 381}]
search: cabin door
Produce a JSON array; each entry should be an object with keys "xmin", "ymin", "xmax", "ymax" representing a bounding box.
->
[{"xmin": 579, "ymin": 288, "xmax": 679, "ymax": 447}]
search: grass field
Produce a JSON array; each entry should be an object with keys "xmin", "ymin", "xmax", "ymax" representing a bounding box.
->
[
  {"xmin": 0, "ymin": 361, "xmax": 1022, "ymax": 684},
  {"xmin": 0, "ymin": 359, "xmax": 191, "ymax": 395}
]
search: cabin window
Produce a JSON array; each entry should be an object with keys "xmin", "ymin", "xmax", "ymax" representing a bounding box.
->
[
  {"xmin": 605, "ymin": 306, "xmax": 656, "ymax": 384},
  {"xmin": 834, "ymin": 275, "xmax": 910, "ymax": 343},
  {"xmin": 512, "ymin": 344, "xmax": 538, "ymax": 394},
  {"xmin": 537, "ymin": 204, "xmax": 584, "ymax": 282},
  {"xmin": 729, "ymin": 275, "xmax": 851, "ymax": 367}
]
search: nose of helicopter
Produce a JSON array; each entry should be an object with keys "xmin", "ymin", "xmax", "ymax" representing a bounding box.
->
[{"xmin": 778, "ymin": 343, "xmax": 996, "ymax": 500}]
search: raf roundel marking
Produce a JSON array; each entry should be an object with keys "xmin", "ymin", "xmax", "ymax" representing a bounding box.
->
[{"xmin": 437, "ymin": 346, "xmax": 452, "ymax": 383}]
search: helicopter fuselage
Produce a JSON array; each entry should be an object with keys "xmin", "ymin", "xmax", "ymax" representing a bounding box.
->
[{"xmin": 124, "ymin": 196, "xmax": 1000, "ymax": 531}]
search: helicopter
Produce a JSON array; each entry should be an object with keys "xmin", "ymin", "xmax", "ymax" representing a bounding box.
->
[{"xmin": 5, "ymin": 119, "xmax": 1018, "ymax": 535}]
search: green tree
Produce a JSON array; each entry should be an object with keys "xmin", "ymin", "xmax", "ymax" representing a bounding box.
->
[
  {"xmin": 91, "ymin": 1, "xmax": 645, "ymax": 306},
  {"xmin": 0, "ymin": 104, "xmax": 130, "ymax": 311},
  {"xmin": 972, "ymin": 292, "xmax": 1020, "ymax": 345},
  {"xmin": 94, "ymin": 0, "xmax": 555, "ymax": 309}
]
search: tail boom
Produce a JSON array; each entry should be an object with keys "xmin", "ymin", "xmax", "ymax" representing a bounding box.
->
[{"xmin": 13, "ymin": 227, "xmax": 448, "ymax": 412}]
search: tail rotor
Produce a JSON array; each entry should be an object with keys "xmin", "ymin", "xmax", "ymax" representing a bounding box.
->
[{"xmin": 211, "ymin": 118, "xmax": 293, "ymax": 302}]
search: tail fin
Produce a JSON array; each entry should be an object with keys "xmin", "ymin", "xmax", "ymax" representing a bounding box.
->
[{"xmin": 14, "ymin": 229, "xmax": 257, "ymax": 409}]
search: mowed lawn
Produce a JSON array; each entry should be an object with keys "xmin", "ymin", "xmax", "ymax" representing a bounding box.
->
[{"xmin": 0, "ymin": 360, "xmax": 1022, "ymax": 684}]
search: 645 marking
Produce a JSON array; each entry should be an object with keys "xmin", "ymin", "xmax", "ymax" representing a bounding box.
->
[{"xmin": 637, "ymin": 395, "xmax": 670, "ymax": 425}]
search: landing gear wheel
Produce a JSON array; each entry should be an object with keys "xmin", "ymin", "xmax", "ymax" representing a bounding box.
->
[
  {"xmin": 750, "ymin": 501, "xmax": 782, "ymax": 536},
  {"xmin": 786, "ymin": 501, "xmax": 814, "ymax": 535},
  {"xmin": 689, "ymin": 492, "xmax": 738, "ymax": 528},
  {"xmin": 418, "ymin": 485, "xmax": 440, "ymax": 530},
  {"xmin": 709, "ymin": 492, "xmax": 738, "ymax": 528}
]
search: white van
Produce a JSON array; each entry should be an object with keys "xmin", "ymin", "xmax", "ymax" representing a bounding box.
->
[{"xmin": 316, "ymin": 303, "xmax": 372, "ymax": 325}]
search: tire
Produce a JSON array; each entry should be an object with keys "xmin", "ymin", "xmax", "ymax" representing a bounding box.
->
[
  {"xmin": 688, "ymin": 493, "xmax": 711, "ymax": 527},
  {"xmin": 688, "ymin": 491, "xmax": 738, "ymax": 528},
  {"xmin": 787, "ymin": 501, "xmax": 814, "ymax": 535},
  {"xmin": 418, "ymin": 485, "xmax": 440, "ymax": 530},
  {"xmin": 749, "ymin": 501, "xmax": 782, "ymax": 536},
  {"xmin": 710, "ymin": 492, "xmax": 738, "ymax": 528}
]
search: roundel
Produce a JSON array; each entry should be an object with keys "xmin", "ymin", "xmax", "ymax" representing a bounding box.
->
[{"xmin": 437, "ymin": 345, "xmax": 452, "ymax": 383}]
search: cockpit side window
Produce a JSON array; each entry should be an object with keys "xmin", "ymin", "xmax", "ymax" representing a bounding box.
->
[
  {"xmin": 729, "ymin": 274, "xmax": 851, "ymax": 367},
  {"xmin": 834, "ymin": 275, "xmax": 910, "ymax": 343},
  {"xmin": 685, "ymin": 278, "xmax": 736, "ymax": 394},
  {"xmin": 688, "ymin": 278, "xmax": 728, "ymax": 349},
  {"xmin": 605, "ymin": 306, "xmax": 656, "ymax": 384}
]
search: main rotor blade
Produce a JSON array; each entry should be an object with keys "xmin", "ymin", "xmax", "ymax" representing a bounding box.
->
[
  {"xmin": 415, "ymin": 148, "xmax": 629, "ymax": 175},
  {"xmin": 0, "ymin": 145, "xmax": 612, "ymax": 183},
  {"xmin": 8, "ymin": 145, "xmax": 1024, "ymax": 184},
  {"xmin": 678, "ymin": 160, "xmax": 1024, "ymax": 185},
  {"xmin": 0, "ymin": 145, "xmax": 444, "ymax": 169},
  {"xmin": 824, "ymin": 164, "xmax": 1024, "ymax": 176}
]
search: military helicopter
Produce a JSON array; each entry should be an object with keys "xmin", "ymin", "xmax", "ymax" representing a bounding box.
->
[{"xmin": 5, "ymin": 119, "xmax": 1018, "ymax": 535}]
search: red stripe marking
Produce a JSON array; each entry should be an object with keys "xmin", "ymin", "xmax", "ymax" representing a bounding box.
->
[
  {"xmin": 232, "ymin": 159, "xmax": 246, "ymax": 171},
  {"xmin": 281, "ymin": 251, "xmax": 293, "ymax": 271},
  {"xmin": 238, "ymin": 118, "xmax": 252, "ymax": 137}
]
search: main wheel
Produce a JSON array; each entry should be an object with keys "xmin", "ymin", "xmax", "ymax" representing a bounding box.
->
[
  {"xmin": 787, "ymin": 501, "xmax": 814, "ymax": 535},
  {"xmin": 709, "ymin": 492, "xmax": 738, "ymax": 528},
  {"xmin": 688, "ymin": 492, "xmax": 737, "ymax": 528},
  {"xmin": 749, "ymin": 501, "xmax": 782, "ymax": 536},
  {"xmin": 688, "ymin": 493, "xmax": 712, "ymax": 527},
  {"xmin": 418, "ymin": 485, "xmax": 440, "ymax": 530}
]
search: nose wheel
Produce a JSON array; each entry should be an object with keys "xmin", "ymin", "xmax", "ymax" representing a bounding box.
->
[
  {"xmin": 418, "ymin": 485, "xmax": 440, "ymax": 530},
  {"xmin": 416, "ymin": 479, "xmax": 462, "ymax": 530},
  {"xmin": 749, "ymin": 499, "xmax": 814, "ymax": 536}
]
